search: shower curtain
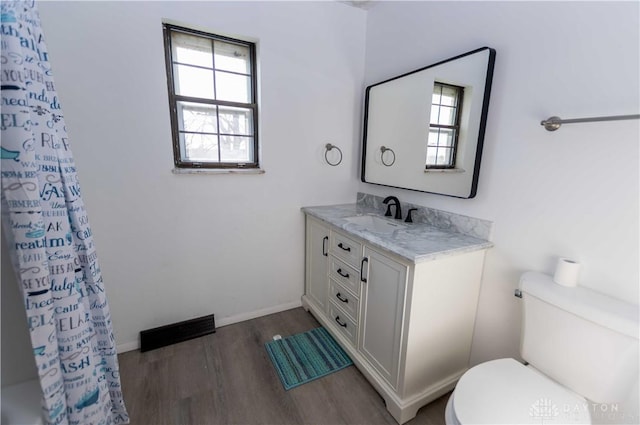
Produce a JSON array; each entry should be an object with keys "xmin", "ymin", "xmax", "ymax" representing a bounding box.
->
[{"xmin": 1, "ymin": 1, "xmax": 129, "ymax": 424}]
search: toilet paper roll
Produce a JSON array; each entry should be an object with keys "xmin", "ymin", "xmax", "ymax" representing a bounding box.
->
[{"xmin": 553, "ymin": 258, "xmax": 580, "ymax": 287}]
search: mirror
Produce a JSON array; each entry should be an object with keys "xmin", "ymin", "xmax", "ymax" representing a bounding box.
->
[{"xmin": 361, "ymin": 47, "xmax": 496, "ymax": 198}]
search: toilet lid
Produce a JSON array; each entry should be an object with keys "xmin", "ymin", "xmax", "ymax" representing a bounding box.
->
[{"xmin": 453, "ymin": 358, "xmax": 591, "ymax": 425}]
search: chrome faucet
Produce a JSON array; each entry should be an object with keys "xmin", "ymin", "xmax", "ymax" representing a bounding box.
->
[{"xmin": 383, "ymin": 196, "xmax": 402, "ymax": 220}]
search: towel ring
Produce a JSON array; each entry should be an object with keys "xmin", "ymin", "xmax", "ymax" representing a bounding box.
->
[
  {"xmin": 380, "ymin": 146, "xmax": 396, "ymax": 167},
  {"xmin": 325, "ymin": 143, "xmax": 343, "ymax": 166}
]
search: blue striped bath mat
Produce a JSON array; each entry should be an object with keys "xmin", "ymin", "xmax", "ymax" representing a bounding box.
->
[{"xmin": 265, "ymin": 327, "xmax": 353, "ymax": 390}]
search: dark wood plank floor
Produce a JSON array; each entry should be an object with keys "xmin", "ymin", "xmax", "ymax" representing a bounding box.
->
[{"xmin": 118, "ymin": 307, "xmax": 449, "ymax": 425}]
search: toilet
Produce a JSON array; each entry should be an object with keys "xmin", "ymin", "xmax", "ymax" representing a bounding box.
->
[{"xmin": 445, "ymin": 271, "xmax": 639, "ymax": 425}]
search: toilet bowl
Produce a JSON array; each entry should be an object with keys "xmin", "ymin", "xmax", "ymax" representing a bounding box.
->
[
  {"xmin": 445, "ymin": 272, "xmax": 639, "ymax": 425},
  {"xmin": 445, "ymin": 359, "xmax": 590, "ymax": 424}
]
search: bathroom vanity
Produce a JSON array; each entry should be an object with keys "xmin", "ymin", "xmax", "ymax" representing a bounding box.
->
[{"xmin": 301, "ymin": 194, "xmax": 492, "ymax": 424}]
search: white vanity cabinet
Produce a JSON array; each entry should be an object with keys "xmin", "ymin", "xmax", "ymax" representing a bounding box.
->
[
  {"xmin": 302, "ymin": 214, "xmax": 487, "ymax": 424},
  {"xmin": 304, "ymin": 216, "xmax": 329, "ymax": 311}
]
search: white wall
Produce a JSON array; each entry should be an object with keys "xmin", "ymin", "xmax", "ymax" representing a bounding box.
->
[
  {"xmin": 361, "ymin": 1, "xmax": 639, "ymax": 420},
  {"xmin": 0, "ymin": 1, "xmax": 366, "ymax": 361}
]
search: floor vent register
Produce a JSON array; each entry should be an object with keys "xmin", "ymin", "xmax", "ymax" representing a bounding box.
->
[{"xmin": 140, "ymin": 314, "xmax": 216, "ymax": 352}]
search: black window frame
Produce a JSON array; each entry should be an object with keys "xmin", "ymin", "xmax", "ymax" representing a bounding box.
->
[
  {"xmin": 163, "ymin": 23, "xmax": 259, "ymax": 169},
  {"xmin": 426, "ymin": 82, "xmax": 464, "ymax": 170}
]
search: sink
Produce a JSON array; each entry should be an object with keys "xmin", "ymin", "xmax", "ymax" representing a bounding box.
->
[{"xmin": 344, "ymin": 215, "xmax": 406, "ymax": 234}]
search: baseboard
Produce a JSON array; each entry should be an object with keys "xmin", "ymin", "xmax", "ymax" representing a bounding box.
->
[
  {"xmin": 215, "ymin": 300, "xmax": 302, "ymax": 327},
  {"xmin": 116, "ymin": 300, "xmax": 302, "ymax": 353},
  {"xmin": 117, "ymin": 340, "xmax": 140, "ymax": 353}
]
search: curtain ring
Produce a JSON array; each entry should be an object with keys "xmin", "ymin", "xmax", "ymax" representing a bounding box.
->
[
  {"xmin": 380, "ymin": 146, "xmax": 396, "ymax": 166},
  {"xmin": 325, "ymin": 143, "xmax": 343, "ymax": 166}
]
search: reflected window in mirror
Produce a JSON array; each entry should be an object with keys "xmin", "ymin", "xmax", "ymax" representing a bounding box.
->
[{"xmin": 426, "ymin": 83, "xmax": 463, "ymax": 169}]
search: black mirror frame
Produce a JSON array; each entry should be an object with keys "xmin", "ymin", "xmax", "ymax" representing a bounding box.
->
[{"xmin": 361, "ymin": 47, "xmax": 496, "ymax": 199}]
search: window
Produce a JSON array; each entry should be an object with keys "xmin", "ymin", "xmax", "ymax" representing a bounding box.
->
[
  {"xmin": 426, "ymin": 82, "xmax": 463, "ymax": 169},
  {"xmin": 163, "ymin": 24, "xmax": 258, "ymax": 169}
]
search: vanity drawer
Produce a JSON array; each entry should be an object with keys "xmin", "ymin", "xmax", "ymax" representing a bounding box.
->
[
  {"xmin": 328, "ymin": 302, "xmax": 358, "ymax": 347},
  {"xmin": 330, "ymin": 230, "xmax": 362, "ymax": 268},
  {"xmin": 328, "ymin": 257, "xmax": 360, "ymax": 296},
  {"xmin": 329, "ymin": 278, "xmax": 359, "ymax": 321}
]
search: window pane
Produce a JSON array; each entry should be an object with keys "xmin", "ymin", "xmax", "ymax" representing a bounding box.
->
[
  {"xmin": 426, "ymin": 146, "xmax": 439, "ymax": 166},
  {"xmin": 218, "ymin": 106, "xmax": 253, "ymax": 136},
  {"xmin": 436, "ymin": 106, "xmax": 456, "ymax": 125},
  {"xmin": 428, "ymin": 129, "xmax": 455, "ymax": 147},
  {"xmin": 174, "ymin": 64, "xmax": 214, "ymax": 99},
  {"xmin": 172, "ymin": 32, "xmax": 213, "ymax": 68},
  {"xmin": 215, "ymin": 71, "xmax": 250, "ymax": 103},
  {"xmin": 182, "ymin": 133, "xmax": 219, "ymax": 161},
  {"xmin": 439, "ymin": 85, "xmax": 459, "ymax": 107},
  {"xmin": 426, "ymin": 146, "xmax": 453, "ymax": 167},
  {"xmin": 432, "ymin": 86, "xmax": 442, "ymax": 105},
  {"xmin": 214, "ymin": 40, "xmax": 250, "ymax": 74},
  {"xmin": 430, "ymin": 105, "xmax": 440, "ymax": 125},
  {"xmin": 178, "ymin": 102, "xmax": 217, "ymax": 133},
  {"xmin": 428, "ymin": 129, "xmax": 440, "ymax": 146},
  {"xmin": 436, "ymin": 147, "xmax": 453, "ymax": 166},
  {"xmin": 220, "ymin": 135, "xmax": 253, "ymax": 162},
  {"xmin": 437, "ymin": 128, "xmax": 455, "ymax": 147},
  {"xmin": 427, "ymin": 128, "xmax": 455, "ymax": 167}
]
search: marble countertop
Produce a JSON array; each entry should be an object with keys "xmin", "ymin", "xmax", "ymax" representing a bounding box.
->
[{"xmin": 302, "ymin": 203, "xmax": 493, "ymax": 264}]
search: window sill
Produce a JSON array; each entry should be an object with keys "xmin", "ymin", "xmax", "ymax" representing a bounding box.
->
[
  {"xmin": 424, "ymin": 168, "xmax": 465, "ymax": 174},
  {"xmin": 172, "ymin": 168, "xmax": 266, "ymax": 175}
]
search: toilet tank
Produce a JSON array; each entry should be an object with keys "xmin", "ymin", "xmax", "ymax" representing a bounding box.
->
[{"xmin": 519, "ymin": 272, "xmax": 639, "ymax": 403}]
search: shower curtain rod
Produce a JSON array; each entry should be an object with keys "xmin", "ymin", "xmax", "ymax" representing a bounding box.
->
[{"xmin": 540, "ymin": 114, "xmax": 640, "ymax": 131}]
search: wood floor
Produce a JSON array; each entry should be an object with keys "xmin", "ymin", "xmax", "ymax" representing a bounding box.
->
[{"xmin": 118, "ymin": 307, "xmax": 449, "ymax": 425}]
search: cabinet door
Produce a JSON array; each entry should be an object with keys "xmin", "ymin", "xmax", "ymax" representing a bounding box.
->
[
  {"xmin": 305, "ymin": 217, "xmax": 329, "ymax": 310},
  {"xmin": 359, "ymin": 246, "xmax": 407, "ymax": 389}
]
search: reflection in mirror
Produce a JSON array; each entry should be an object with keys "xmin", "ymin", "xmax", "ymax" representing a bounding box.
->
[
  {"xmin": 428, "ymin": 82, "xmax": 463, "ymax": 169},
  {"xmin": 361, "ymin": 47, "xmax": 496, "ymax": 198},
  {"xmin": 380, "ymin": 146, "xmax": 396, "ymax": 166}
]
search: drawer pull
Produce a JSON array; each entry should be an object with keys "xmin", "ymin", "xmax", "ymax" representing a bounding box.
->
[
  {"xmin": 335, "ymin": 316, "xmax": 348, "ymax": 328},
  {"xmin": 336, "ymin": 268, "xmax": 349, "ymax": 278},
  {"xmin": 322, "ymin": 236, "xmax": 328, "ymax": 257},
  {"xmin": 337, "ymin": 242, "xmax": 351, "ymax": 252},
  {"xmin": 336, "ymin": 292, "xmax": 349, "ymax": 303},
  {"xmin": 360, "ymin": 257, "xmax": 369, "ymax": 283}
]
